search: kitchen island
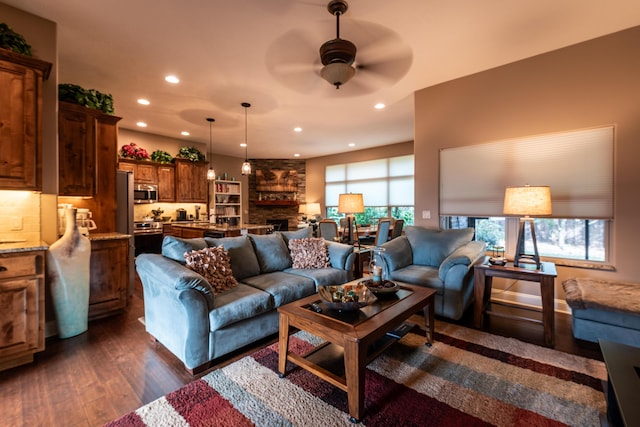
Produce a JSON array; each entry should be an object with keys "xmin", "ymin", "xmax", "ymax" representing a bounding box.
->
[{"xmin": 166, "ymin": 222, "xmax": 273, "ymax": 238}]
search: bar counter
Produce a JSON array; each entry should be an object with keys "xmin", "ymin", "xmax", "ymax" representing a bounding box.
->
[{"xmin": 168, "ymin": 222, "xmax": 273, "ymax": 238}]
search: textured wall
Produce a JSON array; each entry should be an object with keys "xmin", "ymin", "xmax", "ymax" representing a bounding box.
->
[{"xmin": 248, "ymin": 159, "xmax": 306, "ymax": 230}]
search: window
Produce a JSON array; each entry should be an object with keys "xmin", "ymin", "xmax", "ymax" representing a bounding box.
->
[
  {"xmin": 442, "ymin": 216, "xmax": 609, "ymax": 263},
  {"xmin": 439, "ymin": 127, "xmax": 614, "ymax": 265},
  {"xmin": 325, "ymin": 155, "xmax": 414, "ymax": 225}
]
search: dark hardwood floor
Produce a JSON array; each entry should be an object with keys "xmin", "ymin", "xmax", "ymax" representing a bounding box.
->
[{"xmin": 1, "ymin": 279, "xmax": 603, "ymax": 427}]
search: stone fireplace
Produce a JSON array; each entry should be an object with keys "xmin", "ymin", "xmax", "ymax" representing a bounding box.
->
[{"xmin": 248, "ymin": 159, "xmax": 306, "ymax": 231}]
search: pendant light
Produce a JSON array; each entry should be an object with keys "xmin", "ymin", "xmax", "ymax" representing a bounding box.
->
[
  {"xmin": 240, "ymin": 102, "xmax": 252, "ymax": 175},
  {"xmin": 206, "ymin": 117, "xmax": 216, "ymax": 181}
]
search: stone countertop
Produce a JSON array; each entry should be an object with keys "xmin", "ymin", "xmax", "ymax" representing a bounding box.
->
[
  {"xmin": 87, "ymin": 232, "xmax": 132, "ymax": 241},
  {"xmin": 0, "ymin": 240, "xmax": 49, "ymax": 254},
  {"xmin": 170, "ymin": 223, "xmax": 272, "ymax": 232}
]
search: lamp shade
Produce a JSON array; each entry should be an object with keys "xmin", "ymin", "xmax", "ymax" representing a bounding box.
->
[
  {"xmin": 306, "ymin": 202, "xmax": 321, "ymax": 217},
  {"xmin": 337, "ymin": 193, "xmax": 364, "ymax": 214},
  {"xmin": 298, "ymin": 203, "xmax": 307, "ymax": 214},
  {"xmin": 503, "ymin": 186, "xmax": 552, "ymax": 217}
]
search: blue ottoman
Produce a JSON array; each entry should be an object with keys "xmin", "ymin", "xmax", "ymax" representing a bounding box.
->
[{"xmin": 563, "ymin": 277, "xmax": 640, "ymax": 347}]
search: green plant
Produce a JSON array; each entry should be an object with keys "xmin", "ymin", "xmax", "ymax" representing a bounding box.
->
[
  {"xmin": 177, "ymin": 146, "xmax": 205, "ymax": 162},
  {"xmin": 150, "ymin": 150, "xmax": 173, "ymax": 164},
  {"xmin": 0, "ymin": 23, "xmax": 31, "ymax": 56},
  {"xmin": 58, "ymin": 83, "xmax": 114, "ymax": 115}
]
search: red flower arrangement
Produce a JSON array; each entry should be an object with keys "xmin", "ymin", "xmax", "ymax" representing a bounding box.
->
[{"xmin": 120, "ymin": 142, "xmax": 150, "ymax": 160}]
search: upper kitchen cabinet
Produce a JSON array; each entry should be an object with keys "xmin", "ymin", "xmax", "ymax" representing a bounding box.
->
[
  {"xmin": 118, "ymin": 159, "xmax": 158, "ymax": 184},
  {"xmin": 175, "ymin": 159, "xmax": 208, "ymax": 203},
  {"xmin": 0, "ymin": 49, "xmax": 51, "ymax": 191},
  {"xmin": 58, "ymin": 102, "xmax": 121, "ymax": 196}
]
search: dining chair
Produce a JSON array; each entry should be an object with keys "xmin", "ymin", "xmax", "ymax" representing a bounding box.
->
[
  {"xmin": 391, "ymin": 219, "xmax": 404, "ymax": 239},
  {"xmin": 318, "ymin": 219, "xmax": 339, "ymax": 242},
  {"xmin": 375, "ymin": 219, "xmax": 392, "ymax": 246}
]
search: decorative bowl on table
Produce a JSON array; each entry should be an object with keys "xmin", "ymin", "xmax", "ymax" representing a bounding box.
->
[
  {"xmin": 360, "ymin": 279, "xmax": 400, "ymax": 295},
  {"xmin": 318, "ymin": 282, "xmax": 377, "ymax": 311}
]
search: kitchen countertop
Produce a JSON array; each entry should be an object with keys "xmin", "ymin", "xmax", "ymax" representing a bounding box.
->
[
  {"xmin": 0, "ymin": 240, "xmax": 49, "ymax": 254},
  {"xmin": 170, "ymin": 223, "xmax": 272, "ymax": 232},
  {"xmin": 88, "ymin": 232, "xmax": 132, "ymax": 241}
]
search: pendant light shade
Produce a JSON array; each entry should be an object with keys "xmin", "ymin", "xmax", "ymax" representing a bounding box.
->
[
  {"xmin": 206, "ymin": 117, "xmax": 216, "ymax": 181},
  {"xmin": 241, "ymin": 102, "xmax": 252, "ymax": 176}
]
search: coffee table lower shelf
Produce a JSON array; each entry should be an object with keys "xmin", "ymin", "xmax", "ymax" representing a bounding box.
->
[{"xmin": 283, "ymin": 329, "xmax": 408, "ymax": 392}]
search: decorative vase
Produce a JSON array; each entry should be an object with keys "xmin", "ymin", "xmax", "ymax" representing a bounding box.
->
[{"xmin": 47, "ymin": 207, "xmax": 91, "ymax": 338}]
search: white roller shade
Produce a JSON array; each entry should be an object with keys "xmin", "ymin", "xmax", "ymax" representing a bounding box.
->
[{"xmin": 440, "ymin": 126, "xmax": 614, "ymax": 219}]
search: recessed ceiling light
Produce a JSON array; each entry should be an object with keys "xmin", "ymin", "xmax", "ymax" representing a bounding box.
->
[
  {"xmin": 294, "ymin": 153, "xmax": 300, "ymax": 157},
  {"xmin": 240, "ymin": 143, "xmax": 247, "ymax": 147},
  {"xmin": 181, "ymin": 131, "xmax": 190, "ymax": 136},
  {"xmin": 374, "ymin": 103, "xmax": 386, "ymax": 109},
  {"xmin": 136, "ymin": 121, "xmax": 147, "ymax": 128},
  {"xmin": 165, "ymin": 75, "xmax": 179, "ymax": 84},
  {"xmin": 348, "ymin": 143, "xmax": 355, "ymax": 147},
  {"xmin": 294, "ymin": 127, "xmax": 302, "ymax": 132},
  {"xmin": 137, "ymin": 98, "xmax": 150, "ymax": 105}
]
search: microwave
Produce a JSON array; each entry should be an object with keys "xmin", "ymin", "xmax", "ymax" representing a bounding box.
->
[{"xmin": 134, "ymin": 184, "xmax": 158, "ymax": 204}]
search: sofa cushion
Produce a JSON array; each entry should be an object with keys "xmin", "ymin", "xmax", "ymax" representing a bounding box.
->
[
  {"xmin": 250, "ymin": 233, "xmax": 293, "ymax": 273},
  {"xmin": 205, "ymin": 235, "xmax": 260, "ymax": 280},
  {"xmin": 388, "ymin": 265, "xmax": 444, "ymax": 293},
  {"xmin": 184, "ymin": 246, "xmax": 238, "ymax": 294},
  {"xmin": 241, "ymin": 271, "xmax": 316, "ymax": 307},
  {"xmin": 380, "ymin": 236, "xmax": 413, "ymax": 271},
  {"xmin": 285, "ymin": 267, "xmax": 351, "ymax": 288},
  {"xmin": 162, "ymin": 235, "xmax": 207, "ymax": 264},
  {"xmin": 404, "ymin": 226, "xmax": 474, "ymax": 267},
  {"xmin": 289, "ymin": 238, "xmax": 329, "ymax": 269},
  {"xmin": 278, "ymin": 226, "xmax": 313, "ymax": 245},
  {"xmin": 209, "ymin": 283, "xmax": 275, "ymax": 330}
]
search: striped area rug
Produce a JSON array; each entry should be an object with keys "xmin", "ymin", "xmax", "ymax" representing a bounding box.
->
[{"xmin": 105, "ymin": 319, "xmax": 606, "ymax": 427}]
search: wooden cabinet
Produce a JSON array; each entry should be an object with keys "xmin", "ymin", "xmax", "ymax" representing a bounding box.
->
[
  {"xmin": 0, "ymin": 250, "xmax": 45, "ymax": 371},
  {"xmin": 118, "ymin": 159, "xmax": 158, "ymax": 184},
  {"xmin": 0, "ymin": 49, "xmax": 51, "ymax": 191},
  {"xmin": 175, "ymin": 159, "xmax": 208, "ymax": 203},
  {"xmin": 88, "ymin": 237, "xmax": 130, "ymax": 320},
  {"xmin": 157, "ymin": 164, "xmax": 175, "ymax": 202},
  {"xmin": 59, "ymin": 102, "xmax": 121, "ymax": 196},
  {"xmin": 213, "ymin": 180, "xmax": 242, "ymax": 223}
]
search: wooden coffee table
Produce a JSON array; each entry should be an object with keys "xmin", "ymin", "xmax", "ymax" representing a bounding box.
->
[{"xmin": 277, "ymin": 281, "xmax": 435, "ymax": 423}]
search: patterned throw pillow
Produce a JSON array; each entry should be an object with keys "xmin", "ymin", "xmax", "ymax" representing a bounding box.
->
[
  {"xmin": 288, "ymin": 238, "xmax": 330, "ymax": 269},
  {"xmin": 184, "ymin": 246, "xmax": 238, "ymax": 294}
]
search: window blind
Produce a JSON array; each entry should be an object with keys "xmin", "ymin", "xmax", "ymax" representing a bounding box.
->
[
  {"xmin": 439, "ymin": 126, "xmax": 614, "ymax": 219},
  {"xmin": 325, "ymin": 155, "xmax": 414, "ymax": 206}
]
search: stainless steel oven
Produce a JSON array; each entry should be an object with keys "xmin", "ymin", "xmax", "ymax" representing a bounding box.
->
[{"xmin": 133, "ymin": 221, "xmax": 163, "ymax": 255}]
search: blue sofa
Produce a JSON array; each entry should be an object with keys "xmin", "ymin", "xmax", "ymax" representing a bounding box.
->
[
  {"xmin": 136, "ymin": 228, "xmax": 355, "ymax": 373},
  {"xmin": 379, "ymin": 226, "xmax": 486, "ymax": 320}
]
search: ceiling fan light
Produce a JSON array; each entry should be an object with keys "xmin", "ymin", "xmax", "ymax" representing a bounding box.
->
[{"xmin": 321, "ymin": 62, "xmax": 356, "ymax": 89}]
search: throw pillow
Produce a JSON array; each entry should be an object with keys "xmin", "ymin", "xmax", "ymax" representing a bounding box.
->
[
  {"xmin": 205, "ymin": 235, "xmax": 260, "ymax": 280},
  {"xmin": 184, "ymin": 246, "xmax": 238, "ymax": 294},
  {"xmin": 289, "ymin": 238, "xmax": 330, "ymax": 269}
]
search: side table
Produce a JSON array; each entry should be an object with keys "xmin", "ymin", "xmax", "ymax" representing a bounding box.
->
[{"xmin": 473, "ymin": 261, "xmax": 557, "ymax": 347}]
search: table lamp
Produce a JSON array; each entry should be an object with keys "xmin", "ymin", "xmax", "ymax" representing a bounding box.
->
[
  {"xmin": 503, "ymin": 185, "xmax": 552, "ymax": 269},
  {"xmin": 338, "ymin": 193, "xmax": 364, "ymax": 245},
  {"xmin": 298, "ymin": 203, "xmax": 307, "ymax": 221},
  {"xmin": 306, "ymin": 202, "xmax": 321, "ymax": 223}
]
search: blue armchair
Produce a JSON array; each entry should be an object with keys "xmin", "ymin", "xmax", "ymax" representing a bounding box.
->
[{"xmin": 380, "ymin": 226, "xmax": 486, "ymax": 320}]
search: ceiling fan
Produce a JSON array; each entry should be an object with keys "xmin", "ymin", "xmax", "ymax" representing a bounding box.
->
[
  {"xmin": 264, "ymin": 0, "xmax": 413, "ymax": 95},
  {"xmin": 319, "ymin": 0, "xmax": 357, "ymax": 89}
]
